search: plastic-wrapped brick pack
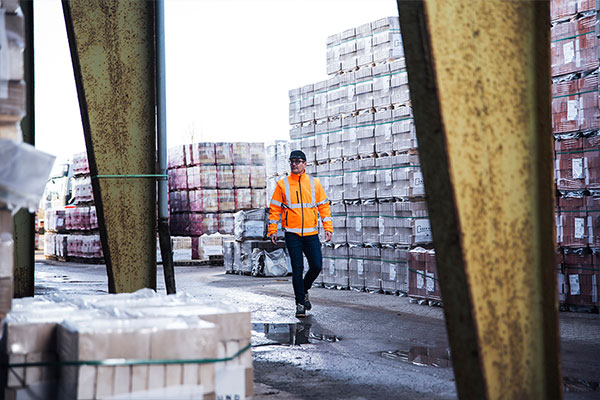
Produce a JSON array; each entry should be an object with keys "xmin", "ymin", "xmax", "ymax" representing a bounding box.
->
[
  {"xmin": 407, "ymin": 247, "xmax": 441, "ymax": 302},
  {"xmin": 232, "ymin": 142, "xmax": 250, "ymax": 165},
  {"xmin": 551, "ymin": 15, "xmax": 598, "ymax": 77},
  {"xmin": 381, "ymin": 247, "xmax": 408, "ymax": 294},
  {"xmin": 215, "ymin": 142, "xmax": 233, "ymax": 165}
]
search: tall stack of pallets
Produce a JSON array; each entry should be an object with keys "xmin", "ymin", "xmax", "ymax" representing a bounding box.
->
[
  {"xmin": 551, "ymin": 0, "xmax": 600, "ymax": 310},
  {"xmin": 286, "ymin": 17, "xmax": 437, "ymax": 299},
  {"xmin": 167, "ymin": 141, "xmax": 267, "ymax": 259}
]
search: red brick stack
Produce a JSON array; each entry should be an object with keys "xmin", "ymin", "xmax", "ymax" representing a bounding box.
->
[{"xmin": 551, "ymin": 0, "xmax": 600, "ymax": 309}]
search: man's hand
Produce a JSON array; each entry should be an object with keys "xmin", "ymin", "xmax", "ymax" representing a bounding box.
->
[
  {"xmin": 324, "ymin": 231, "xmax": 332, "ymax": 242},
  {"xmin": 270, "ymin": 233, "xmax": 277, "ymax": 244}
]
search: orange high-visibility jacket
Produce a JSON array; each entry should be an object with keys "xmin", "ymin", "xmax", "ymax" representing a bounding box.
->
[{"xmin": 268, "ymin": 172, "xmax": 333, "ymax": 236}]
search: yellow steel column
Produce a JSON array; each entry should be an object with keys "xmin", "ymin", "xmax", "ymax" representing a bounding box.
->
[
  {"xmin": 62, "ymin": 0, "xmax": 157, "ymax": 292},
  {"xmin": 397, "ymin": 1, "xmax": 561, "ymax": 399}
]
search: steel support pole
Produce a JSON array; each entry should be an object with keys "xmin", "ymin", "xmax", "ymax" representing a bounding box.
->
[
  {"xmin": 63, "ymin": 0, "xmax": 157, "ymax": 293},
  {"xmin": 396, "ymin": 1, "xmax": 561, "ymax": 399},
  {"xmin": 155, "ymin": 0, "xmax": 176, "ymax": 294},
  {"xmin": 13, "ymin": 0, "xmax": 36, "ymax": 298}
]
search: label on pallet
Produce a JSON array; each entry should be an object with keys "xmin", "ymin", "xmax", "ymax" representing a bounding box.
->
[
  {"xmin": 567, "ymin": 100, "xmax": 578, "ymax": 121},
  {"xmin": 563, "ymin": 41, "xmax": 575, "ymax": 64},
  {"xmin": 574, "ymin": 217, "xmax": 585, "ymax": 239},
  {"xmin": 390, "ymin": 265, "xmax": 397, "ymax": 281},
  {"xmin": 357, "ymin": 259, "xmax": 364, "ymax": 275},
  {"xmin": 329, "ymin": 259, "xmax": 335, "ymax": 275},
  {"xmin": 569, "ymin": 274, "xmax": 580, "ymax": 295},
  {"xmin": 426, "ymin": 272, "xmax": 435, "ymax": 293},
  {"xmin": 416, "ymin": 272, "xmax": 424, "ymax": 289},
  {"xmin": 572, "ymin": 158, "xmax": 583, "ymax": 179}
]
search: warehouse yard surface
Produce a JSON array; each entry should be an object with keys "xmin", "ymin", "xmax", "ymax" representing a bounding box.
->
[{"xmin": 34, "ymin": 255, "xmax": 600, "ymax": 400}]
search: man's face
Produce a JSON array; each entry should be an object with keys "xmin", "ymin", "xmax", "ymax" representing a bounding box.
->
[{"xmin": 289, "ymin": 158, "xmax": 306, "ymax": 175}]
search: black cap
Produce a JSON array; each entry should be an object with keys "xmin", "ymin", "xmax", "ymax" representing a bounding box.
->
[{"xmin": 289, "ymin": 150, "xmax": 306, "ymax": 161}]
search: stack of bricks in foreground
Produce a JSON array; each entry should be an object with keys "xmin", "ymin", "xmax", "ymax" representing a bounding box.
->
[
  {"xmin": 168, "ymin": 142, "xmax": 267, "ymax": 259},
  {"xmin": 551, "ymin": 0, "xmax": 600, "ymax": 309},
  {"xmin": 2, "ymin": 290, "xmax": 252, "ymax": 399},
  {"xmin": 287, "ymin": 17, "xmax": 440, "ymax": 301}
]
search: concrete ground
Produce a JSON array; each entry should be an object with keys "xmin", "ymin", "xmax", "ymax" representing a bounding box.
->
[{"xmin": 32, "ymin": 255, "xmax": 600, "ymax": 399}]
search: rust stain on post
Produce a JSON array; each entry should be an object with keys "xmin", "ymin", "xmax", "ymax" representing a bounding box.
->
[
  {"xmin": 63, "ymin": 0, "xmax": 156, "ymax": 292},
  {"xmin": 398, "ymin": 0, "xmax": 560, "ymax": 398}
]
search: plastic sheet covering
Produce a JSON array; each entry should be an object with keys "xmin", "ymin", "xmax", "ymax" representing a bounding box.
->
[
  {"xmin": 0, "ymin": 139, "xmax": 55, "ymax": 212},
  {"xmin": 234, "ymin": 209, "xmax": 267, "ymax": 241},
  {"xmin": 250, "ymin": 248, "xmax": 264, "ymax": 276},
  {"xmin": 223, "ymin": 241, "xmax": 234, "ymax": 273},
  {"xmin": 264, "ymin": 249, "xmax": 288, "ymax": 277}
]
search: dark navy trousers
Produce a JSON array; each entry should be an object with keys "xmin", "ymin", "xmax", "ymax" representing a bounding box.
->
[{"xmin": 284, "ymin": 232, "xmax": 322, "ymax": 305}]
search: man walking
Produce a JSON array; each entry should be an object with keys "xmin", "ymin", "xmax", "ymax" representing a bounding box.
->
[{"xmin": 268, "ymin": 150, "xmax": 333, "ymax": 318}]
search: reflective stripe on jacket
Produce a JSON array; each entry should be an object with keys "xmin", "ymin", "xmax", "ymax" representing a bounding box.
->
[{"xmin": 268, "ymin": 172, "xmax": 333, "ymax": 237}]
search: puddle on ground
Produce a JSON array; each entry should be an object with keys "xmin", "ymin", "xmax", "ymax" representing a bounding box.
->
[
  {"xmin": 563, "ymin": 377, "xmax": 600, "ymax": 393},
  {"xmin": 252, "ymin": 322, "xmax": 341, "ymax": 346},
  {"xmin": 380, "ymin": 346, "xmax": 451, "ymax": 368}
]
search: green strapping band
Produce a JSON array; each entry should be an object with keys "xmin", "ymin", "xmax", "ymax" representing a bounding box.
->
[
  {"xmin": 94, "ymin": 174, "xmax": 168, "ymax": 179},
  {"xmin": 345, "ymin": 165, "xmax": 420, "ymax": 173},
  {"xmin": 408, "ymin": 267, "xmax": 439, "ymax": 281},
  {"xmin": 348, "ymin": 256, "xmax": 382, "ymax": 262},
  {"xmin": 551, "ymin": 30, "xmax": 594, "ymax": 43},
  {"xmin": 559, "ymin": 209, "xmax": 600, "ymax": 212},
  {"xmin": 552, "ymin": 89, "xmax": 597, "ymax": 99},
  {"xmin": 7, "ymin": 343, "xmax": 251, "ymax": 368},
  {"xmin": 555, "ymin": 148, "xmax": 600, "ymax": 155},
  {"xmin": 563, "ymin": 265, "xmax": 600, "ymax": 272}
]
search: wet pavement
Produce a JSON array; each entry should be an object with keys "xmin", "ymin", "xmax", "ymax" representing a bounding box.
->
[{"xmin": 32, "ymin": 255, "xmax": 600, "ymax": 399}]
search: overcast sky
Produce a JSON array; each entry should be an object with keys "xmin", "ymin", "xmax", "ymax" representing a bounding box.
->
[{"xmin": 34, "ymin": 0, "xmax": 398, "ymax": 163}]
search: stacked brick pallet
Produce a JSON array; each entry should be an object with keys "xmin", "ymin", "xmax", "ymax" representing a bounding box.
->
[
  {"xmin": 551, "ymin": 0, "xmax": 600, "ymax": 310},
  {"xmin": 43, "ymin": 152, "xmax": 104, "ymax": 262},
  {"xmin": 168, "ymin": 142, "xmax": 267, "ymax": 258},
  {"xmin": 287, "ymin": 17, "xmax": 436, "ymax": 298},
  {"xmin": 3, "ymin": 290, "xmax": 252, "ymax": 399}
]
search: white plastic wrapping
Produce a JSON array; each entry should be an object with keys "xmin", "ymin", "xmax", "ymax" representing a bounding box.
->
[{"xmin": 0, "ymin": 139, "xmax": 56, "ymax": 212}]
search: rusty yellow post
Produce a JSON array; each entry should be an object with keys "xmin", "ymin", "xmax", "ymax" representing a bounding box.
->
[
  {"xmin": 397, "ymin": 1, "xmax": 561, "ymax": 399},
  {"xmin": 62, "ymin": 0, "xmax": 157, "ymax": 292}
]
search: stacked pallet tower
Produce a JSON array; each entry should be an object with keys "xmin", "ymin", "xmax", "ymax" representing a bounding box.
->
[
  {"xmin": 167, "ymin": 142, "xmax": 267, "ymax": 259},
  {"xmin": 287, "ymin": 17, "xmax": 437, "ymax": 299},
  {"xmin": 43, "ymin": 152, "xmax": 103, "ymax": 262},
  {"xmin": 551, "ymin": 0, "xmax": 600, "ymax": 310},
  {"xmin": 0, "ymin": 1, "xmax": 25, "ymax": 317}
]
